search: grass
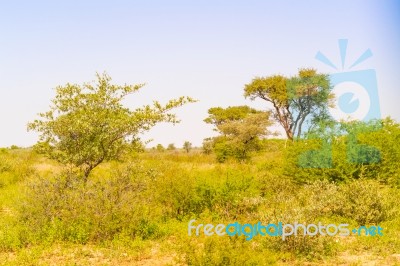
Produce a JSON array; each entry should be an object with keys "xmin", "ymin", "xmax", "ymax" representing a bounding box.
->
[{"xmin": 1, "ymin": 146, "xmax": 400, "ymax": 265}]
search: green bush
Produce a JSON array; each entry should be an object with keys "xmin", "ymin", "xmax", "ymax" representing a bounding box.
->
[
  {"xmin": 0, "ymin": 216, "xmax": 25, "ymax": 251},
  {"xmin": 152, "ymin": 164, "xmax": 201, "ymax": 220},
  {"xmin": 284, "ymin": 118, "xmax": 400, "ymax": 186},
  {"xmin": 333, "ymin": 179, "xmax": 392, "ymax": 225},
  {"xmin": 19, "ymin": 164, "xmax": 163, "ymax": 244},
  {"xmin": 180, "ymin": 236, "xmax": 278, "ymax": 266},
  {"xmin": 295, "ymin": 179, "xmax": 396, "ymax": 226}
]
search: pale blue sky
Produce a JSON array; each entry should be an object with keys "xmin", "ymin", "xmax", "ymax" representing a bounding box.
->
[{"xmin": 0, "ymin": 0, "xmax": 399, "ymax": 147}]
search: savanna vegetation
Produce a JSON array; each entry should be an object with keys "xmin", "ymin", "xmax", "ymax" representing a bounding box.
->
[{"xmin": 1, "ymin": 71, "xmax": 400, "ymax": 265}]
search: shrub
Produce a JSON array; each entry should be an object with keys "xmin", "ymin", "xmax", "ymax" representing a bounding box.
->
[
  {"xmin": 299, "ymin": 179, "xmax": 396, "ymax": 225},
  {"xmin": 180, "ymin": 236, "xmax": 278, "ymax": 265},
  {"xmin": 0, "ymin": 216, "xmax": 25, "ymax": 251},
  {"xmin": 19, "ymin": 164, "xmax": 163, "ymax": 244},
  {"xmin": 285, "ymin": 118, "xmax": 400, "ymax": 186},
  {"xmin": 202, "ymin": 138, "xmax": 213, "ymax": 155},
  {"xmin": 152, "ymin": 164, "xmax": 200, "ymax": 220},
  {"xmin": 333, "ymin": 179, "xmax": 391, "ymax": 225}
]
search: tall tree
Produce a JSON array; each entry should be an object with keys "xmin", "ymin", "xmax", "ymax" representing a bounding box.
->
[
  {"xmin": 244, "ymin": 68, "xmax": 332, "ymax": 140},
  {"xmin": 28, "ymin": 72, "xmax": 195, "ymax": 180},
  {"xmin": 183, "ymin": 141, "xmax": 192, "ymax": 153}
]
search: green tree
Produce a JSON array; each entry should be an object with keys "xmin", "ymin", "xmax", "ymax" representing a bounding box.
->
[
  {"xmin": 28, "ymin": 72, "xmax": 195, "ymax": 180},
  {"xmin": 183, "ymin": 141, "xmax": 192, "ymax": 153},
  {"xmin": 244, "ymin": 68, "xmax": 332, "ymax": 140},
  {"xmin": 167, "ymin": 143, "xmax": 176, "ymax": 150},
  {"xmin": 204, "ymin": 105, "xmax": 259, "ymax": 127},
  {"xmin": 156, "ymin": 144, "xmax": 165, "ymax": 152},
  {"xmin": 204, "ymin": 106, "xmax": 272, "ymax": 161},
  {"xmin": 202, "ymin": 138, "xmax": 213, "ymax": 155}
]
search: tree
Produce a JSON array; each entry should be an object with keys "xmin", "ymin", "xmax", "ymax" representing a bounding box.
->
[
  {"xmin": 167, "ymin": 143, "xmax": 176, "ymax": 150},
  {"xmin": 183, "ymin": 141, "xmax": 192, "ymax": 153},
  {"xmin": 204, "ymin": 106, "xmax": 273, "ymax": 161},
  {"xmin": 244, "ymin": 68, "xmax": 332, "ymax": 140},
  {"xmin": 28, "ymin": 73, "xmax": 195, "ymax": 180},
  {"xmin": 156, "ymin": 144, "xmax": 165, "ymax": 152},
  {"xmin": 202, "ymin": 138, "xmax": 213, "ymax": 154}
]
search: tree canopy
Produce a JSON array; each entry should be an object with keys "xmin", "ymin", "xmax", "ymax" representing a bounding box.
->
[
  {"xmin": 204, "ymin": 106, "xmax": 272, "ymax": 161},
  {"xmin": 204, "ymin": 105, "xmax": 259, "ymax": 127},
  {"xmin": 183, "ymin": 141, "xmax": 193, "ymax": 153}
]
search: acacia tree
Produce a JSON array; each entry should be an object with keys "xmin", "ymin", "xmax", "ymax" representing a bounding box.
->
[
  {"xmin": 156, "ymin": 144, "xmax": 165, "ymax": 152},
  {"xmin": 183, "ymin": 141, "xmax": 192, "ymax": 153},
  {"xmin": 204, "ymin": 106, "xmax": 272, "ymax": 161},
  {"xmin": 244, "ymin": 68, "xmax": 332, "ymax": 140},
  {"xmin": 28, "ymin": 73, "xmax": 195, "ymax": 180},
  {"xmin": 204, "ymin": 105, "xmax": 259, "ymax": 127},
  {"xmin": 167, "ymin": 143, "xmax": 176, "ymax": 150}
]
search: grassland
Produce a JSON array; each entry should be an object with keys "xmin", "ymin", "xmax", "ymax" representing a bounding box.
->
[{"xmin": 1, "ymin": 144, "xmax": 400, "ymax": 265}]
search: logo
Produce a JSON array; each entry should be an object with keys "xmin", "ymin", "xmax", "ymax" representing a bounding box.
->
[
  {"xmin": 298, "ymin": 39, "xmax": 381, "ymax": 168},
  {"xmin": 316, "ymin": 39, "xmax": 380, "ymax": 122}
]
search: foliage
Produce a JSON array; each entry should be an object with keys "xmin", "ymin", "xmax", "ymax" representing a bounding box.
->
[
  {"xmin": 244, "ymin": 68, "xmax": 332, "ymax": 140},
  {"xmin": 156, "ymin": 144, "xmax": 165, "ymax": 152},
  {"xmin": 180, "ymin": 237, "xmax": 279, "ymax": 265},
  {"xmin": 20, "ymin": 165, "xmax": 162, "ymax": 244},
  {"xmin": 284, "ymin": 117, "xmax": 400, "ymax": 186},
  {"xmin": 167, "ymin": 143, "xmax": 176, "ymax": 150},
  {"xmin": 202, "ymin": 138, "xmax": 213, "ymax": 154},
  {"xmin": 27, "ymin": 72, "xmax": 195, "ymax": 180},
  {"xmin": 333, "ymin": 179, "xmax": 391, "ymax": 225},
  {"xmin": 183, "ymin": 141, "xmax": 192, "ymax": 153},
  {"xmin": 204, "ymin": 106, "xmax": 273, "ymax": 162},
  {"xmin": 0, "ymin": 149, "xmax": 35, "ymax": 188},
  {"xmin": 204, "ymin": 105, "xmax": 259, "ymax": 127}
]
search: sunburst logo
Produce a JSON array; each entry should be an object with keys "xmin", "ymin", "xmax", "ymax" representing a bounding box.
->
[
  {"xmin": 315, "ymin": 39, "xmax": 381, "ymax": 122},
  {"xmin": 297, "ymin": 39, "xmax": 382, "ymax": 168}
]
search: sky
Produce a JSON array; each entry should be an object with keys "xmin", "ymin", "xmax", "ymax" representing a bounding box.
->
[{"xmin": 0, "ymin": 0, "xmax": 399, "ymax": 148}]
